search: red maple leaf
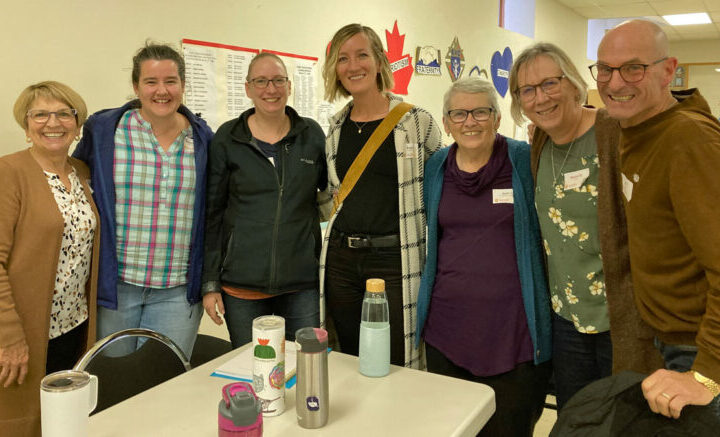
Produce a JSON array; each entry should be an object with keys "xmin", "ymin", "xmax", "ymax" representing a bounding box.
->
[{"xmin": 384, "ymin": 20, "xmax": 413, "ymax": 95}]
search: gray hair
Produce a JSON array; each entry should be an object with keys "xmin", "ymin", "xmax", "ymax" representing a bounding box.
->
[
  {"xmin": 508, "ymin": 42, "xmax": 587, "ymax": 125},
  {"xmin": 443, "ymin": 77, "xmax": 501, "ymax": 121}
]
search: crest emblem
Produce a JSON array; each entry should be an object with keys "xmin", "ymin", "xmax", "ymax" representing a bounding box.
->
[
  {"xmin": 415, "ymin": 46, "xmax": 441, "ymax": 75},
  {"xmin": 445, "ymin": 37, "xmax": 465, "ymax": 82}
]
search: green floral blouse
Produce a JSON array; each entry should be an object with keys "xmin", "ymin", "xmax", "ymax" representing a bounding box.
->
[{"xmin": 536, "ymin": 126, "xmax": 610, "ymax": 334}]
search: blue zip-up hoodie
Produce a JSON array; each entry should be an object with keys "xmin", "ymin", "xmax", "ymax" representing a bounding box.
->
[
  {"xmin": 415, "ymin": 137, "xmax": 552, "ymax": 365},
  {"xmin": 72, "ymin": 100, "xmax": 213, "ymax": 309}
]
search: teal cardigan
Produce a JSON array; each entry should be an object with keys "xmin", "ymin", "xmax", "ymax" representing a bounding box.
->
[{"xmin": 415, "ymin": 137, "xmax": 552, "ymax": 365}]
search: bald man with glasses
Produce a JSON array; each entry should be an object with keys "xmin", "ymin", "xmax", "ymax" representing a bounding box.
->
[{"xmin": 595, "ymin": 19, "xmax": 720, "ymax": 419}]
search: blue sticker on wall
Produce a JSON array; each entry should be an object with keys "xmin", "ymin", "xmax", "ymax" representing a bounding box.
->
[{"xmin": 490, "ymin": 47, "xmax": 513, "ymax": 97}]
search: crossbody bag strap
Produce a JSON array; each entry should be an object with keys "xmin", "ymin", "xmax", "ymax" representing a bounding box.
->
[{"xmin": 332, "ymin": 102, "xmax": 414, "ymax": 215}]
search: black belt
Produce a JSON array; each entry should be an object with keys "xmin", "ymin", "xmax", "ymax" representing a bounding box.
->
[{"xmin": 330, "ymin": 230, "xmax": 400, "ymax": 249}]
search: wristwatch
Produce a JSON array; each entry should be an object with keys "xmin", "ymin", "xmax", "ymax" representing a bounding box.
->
[{"xmin": 691, "ymin": 371, "xmax": 720, "ymax": 397}]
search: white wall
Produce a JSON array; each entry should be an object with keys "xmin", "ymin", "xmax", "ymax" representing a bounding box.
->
[{"xmin": 0, "ymin": 0, "xmax": 592, "ymax": 155}]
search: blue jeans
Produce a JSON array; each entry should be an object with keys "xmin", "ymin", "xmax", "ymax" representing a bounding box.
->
[
  {"xmin": 97, "ymin": 281, "xmax": 202, "ymax": 358},
  {"xmin": 222, "ymin": 289, "xmax": 319, "ymax": 348},
  {"xmin": 654, "ymin": 337, "xmax": 720, "ymax": 414},
  {"xmin": 552, "ymin": 312, "xmax": 613, "ymax": 409}
]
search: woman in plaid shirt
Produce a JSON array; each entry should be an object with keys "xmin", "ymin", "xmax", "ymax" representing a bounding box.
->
[{"xmin": 73, "ymin": 43, "xmax": 213, "ymax": 359}]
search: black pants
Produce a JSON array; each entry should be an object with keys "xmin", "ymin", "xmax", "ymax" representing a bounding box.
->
[
  {"xmin": 426, "ymin": 342, "xmax": 551, "ymax": 437},
  {"xmin": 46, "ymin": 320, "xmax": 88, "ymax": 374},
  {"xmin": 325, "ymin": 242, "xmax": 405, "ymax": 366}
]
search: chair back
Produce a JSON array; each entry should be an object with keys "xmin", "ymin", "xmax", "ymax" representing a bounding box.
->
[
  {"xmin": 74, "ymin": 328, "xmax": 191, "ymax": 414},
  {"xmin": 190, "ymin": 334, "xmax": 232, "ymax": 368}
]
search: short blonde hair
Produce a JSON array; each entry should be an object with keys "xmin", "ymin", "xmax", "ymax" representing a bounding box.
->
[
  {"xmin": 322, "ymin": 24, "xmax": 394, "ymax": 102},
  {"xmin": 246, "ymin": 52, "xmax": 288, "ymax": 81},
  {"xmin": 13, "ymin": 81, "xmax": 87, "ymax": 130},
  {"xmin": 508, "ymin": 42, "xmax": 587, "ymax": 125}
]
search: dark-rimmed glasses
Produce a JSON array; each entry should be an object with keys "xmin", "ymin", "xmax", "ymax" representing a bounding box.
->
[
  {"xmin": 248, "ymin": 77, "xmax": 289, "ymax": 88},
  {"xmin": 26, "ymin": 109, "xmax": 78, "ymax": 124},
  {"xmin": 589, "ymin": 57, "xmax": 668, "ymax": 83},
  {"xmin": 514, "ymin": 76, "xmax": 565, "ymax": 102},
  {"xmin": 447, "ymin": 107, "xmax": 494, "ymax": 123}
]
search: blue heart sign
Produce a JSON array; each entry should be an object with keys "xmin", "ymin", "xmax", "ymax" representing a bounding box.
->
[{"xmin": 491, "ymin": 47, "xmax": 513, "ymax": 97}]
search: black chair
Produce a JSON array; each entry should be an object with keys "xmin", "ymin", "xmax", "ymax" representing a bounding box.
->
[
  {"xmin": 190, "ymin": 334, "xmax": 232, "ymax": 368},
  {"xmin": 74, "ymin": 328, "xmax": 191, "ymax": 414}
]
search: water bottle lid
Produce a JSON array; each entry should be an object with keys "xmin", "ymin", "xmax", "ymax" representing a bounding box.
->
[
  {"xmin": 295, "ymin": 327, "xmax": 328, "ymax": 353},
  {"xmin": 219, "ymin": 382, "xmax": 262, "ymax": 427},
  {"xmin": 41, "ymin": 370, "xmax": 93, "ymax": 393},
  {"xmin": 366, "ymin": 278, "xmax": 385, "ymax": 292}
]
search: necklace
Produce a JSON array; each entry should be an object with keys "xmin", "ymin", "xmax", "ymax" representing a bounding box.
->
[
  {"xmin": 550, "ymin": 110, "xmax": 585, "ymax": 185},
  {"xmin": 352, "ymin": 119, "xmax": 370, "ymax": 134}
]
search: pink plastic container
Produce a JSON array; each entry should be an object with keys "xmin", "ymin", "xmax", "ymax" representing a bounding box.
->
[{"xmin": 218, "ymin": 382, "xmax": 263, "ymax": 437}]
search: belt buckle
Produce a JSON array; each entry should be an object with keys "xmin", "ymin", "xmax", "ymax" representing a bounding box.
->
[{"xmin": 347, "ymin": 236, "xmax": 364, "ymax": 248}]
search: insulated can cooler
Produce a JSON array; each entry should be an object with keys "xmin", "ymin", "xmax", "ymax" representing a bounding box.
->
[{"xmin": 252, "ymin": 315, "xmax": 285, "ymax": 416}]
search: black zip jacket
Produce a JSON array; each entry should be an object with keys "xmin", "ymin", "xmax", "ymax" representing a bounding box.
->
[{"xmin": 202, "ymin": 106, "xmax": 327, "ymax": 295}]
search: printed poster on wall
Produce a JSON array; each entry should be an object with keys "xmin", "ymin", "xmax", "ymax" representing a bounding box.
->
[
  {"xmin": 261, "ymin": 50, "xmax": 319, "ymax": 120},
  {"xmin": 182, "ymin": 39, "xmax": 259, "ymax": 131}
]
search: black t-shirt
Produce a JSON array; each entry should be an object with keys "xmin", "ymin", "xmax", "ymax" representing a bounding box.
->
[
  {"xmin": 254, "ymin": 137, "xmax": 279, "ymax": 170},
  {"xmin": 333, "ymin": 117, "xmax": 399, "ymax": 235}
]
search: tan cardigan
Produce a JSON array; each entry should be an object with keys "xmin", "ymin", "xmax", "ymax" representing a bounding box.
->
[
  {"xmin": 0, "ymin": 149, "xmax": 100, "ymax": 437},
  {"xmin": 531, "ymin": 109, "xmax": 664, "ymax": 375}
]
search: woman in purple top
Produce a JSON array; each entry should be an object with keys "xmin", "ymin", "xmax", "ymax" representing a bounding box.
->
[{"xmin": 416, "ymin": 77, "xmax": 552, "ymax": 437}]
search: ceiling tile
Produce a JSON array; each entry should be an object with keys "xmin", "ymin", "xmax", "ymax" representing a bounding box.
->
[
  {"xmin": 672, "ymin": 23, "xmax": 718, "ymax": 33},
  {"xmin": 556, "ymin": 0, "xmax": 597, "ymax": 7},
  {"xmin": 594, "ymin": 0, "xmax": 648, "ymax": 5},
  {"xmin": 572, "ymin": 5, "xmax": 611, "ymax": 18},
  {"xmin": 650, "ymin": 0, "xmax": 709, "ymax": 15},
  {"xmin": 601, "ymin": 4, "xmax": 658, "ymax": 16},
  {"xmin": 703, "ymin": 0, "xmax": 720, "ymax": 13}
]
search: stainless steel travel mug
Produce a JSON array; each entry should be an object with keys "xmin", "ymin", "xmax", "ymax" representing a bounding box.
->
[{"xmin": 295, "ymin": 327, "xmax": 328, "ymax": 429}]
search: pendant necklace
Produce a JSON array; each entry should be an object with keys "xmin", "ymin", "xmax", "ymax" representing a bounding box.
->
[
  {"xmin": 352, "ymin": 119, "xmax": 369, "ymax": 134},
  {"xmin": 550, "ymin": 110, "xmax": 585, "ymax": 186}
]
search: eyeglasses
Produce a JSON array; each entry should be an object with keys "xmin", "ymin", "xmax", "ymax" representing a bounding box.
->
[
  {"xmin": 589, "ymin": 57, "xmax": 668, "ymax": 83},
  {"xmin": 515, "ymin": 76, "xmax": 565, "ymax": 102},
  {"xmin": 26, "ymin": 109, "xmax": 78, "ymax": 124},
  {"xmin": 248, "ymin": 77, "xmax": 289, "ymax": 88},
  {"xmin": 447, "ymin": 107, "xmax": 494, "ymax": 123}
]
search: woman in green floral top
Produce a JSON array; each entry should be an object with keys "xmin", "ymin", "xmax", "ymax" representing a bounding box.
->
[{"xmin": 509, "ymin": 43, "xmax": 612, "ymax": 409}]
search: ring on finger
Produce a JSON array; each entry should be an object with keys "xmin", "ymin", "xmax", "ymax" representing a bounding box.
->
[{"xmin": 661, "ymin": 392, "xmax": 672, "ymax": 400}]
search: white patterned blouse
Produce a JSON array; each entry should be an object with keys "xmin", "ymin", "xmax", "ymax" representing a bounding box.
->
[{"xmin": 44, "ymin": 168, "xmax": 96, "ymax": 339}]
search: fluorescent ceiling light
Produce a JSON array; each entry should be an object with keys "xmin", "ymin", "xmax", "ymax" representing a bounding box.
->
[{"xmin": 662, "ymin": 13, "xmax": 711, "ymax": 25}]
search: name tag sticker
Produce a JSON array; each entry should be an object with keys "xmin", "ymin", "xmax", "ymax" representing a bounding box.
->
[
  {"xmin": 404, "ymin": 142, "xmax": 418, "ymax": 159},
  {"xmin": 493, "ymin": 188, "xmax": 513, "ymax": 204},
  {"xmin": 563, "ymin": 168, "xmax": 590, "ymax": 190},
  {"xmin": 621, "ymin": 173, "xmax": 633, "ymax": 202}
]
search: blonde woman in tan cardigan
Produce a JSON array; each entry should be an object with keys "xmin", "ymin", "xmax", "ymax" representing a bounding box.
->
[{"xmin": 0, "ymin": 81, "xmax": 100, "ymax": 437}]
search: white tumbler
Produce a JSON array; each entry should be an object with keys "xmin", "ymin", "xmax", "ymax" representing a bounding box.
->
[{"xmin": 40, "ymin": 370, "xmax": 98, "ymax": 437}]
